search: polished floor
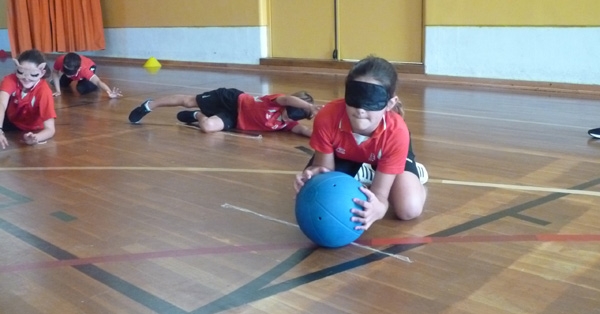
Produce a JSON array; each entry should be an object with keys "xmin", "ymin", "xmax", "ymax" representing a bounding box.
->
[{"xmin": 0, "ymin": 56, "xmax": 599, "ymax": 314}]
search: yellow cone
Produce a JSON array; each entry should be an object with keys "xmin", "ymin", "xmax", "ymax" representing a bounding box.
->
[
  {"xmin": 143, "ymin": 57, "xmax": 162, "ymax": 68},
  {"xmin": 144, "ymin": 66, "xmax": 161, "ymax": 75}
]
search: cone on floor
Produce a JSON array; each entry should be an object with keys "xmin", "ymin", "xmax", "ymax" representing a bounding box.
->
[
  {"xmin": 143, "ymin": 57, "xmax": 161, "ymax": 68},
  {"xmin": 143, "ymin": 57, "xmax": 161, "ymax": 74}
]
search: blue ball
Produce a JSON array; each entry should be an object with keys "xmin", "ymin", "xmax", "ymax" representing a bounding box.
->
[{"xmin": 295, "ymin": 171, "xmax": 367, "ymax": 248}]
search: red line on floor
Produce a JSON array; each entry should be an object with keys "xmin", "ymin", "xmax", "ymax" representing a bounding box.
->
[
  {"xmin": 357, "ymin": 234, "xmax": 600, "ymax": 246},
  {"xmin": 0, "ymin": 242, "xmax": 314, "ymax": 273}
]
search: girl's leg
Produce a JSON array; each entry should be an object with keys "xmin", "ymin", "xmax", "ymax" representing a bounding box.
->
[
  {"xmin": 129, "ymin": 94, "xmax": 199, "ymax": 124},
  {"xmin": 59, "ymin": 74, "xmax": 72, "ymax": 88},
  {"xmin": 76, "ymin": 80, "xmax": 99, "ymax": 94},
  {"xmin": 389, "ymin": 171, "xmax": 427, "ymax": 220},
  {"xmin": 146, "ymin": 94, "xmax": 197, "ymax": 110},
  {"xmin": 197, "ymin": 113, "xmax": 225, "ymax": 133}
]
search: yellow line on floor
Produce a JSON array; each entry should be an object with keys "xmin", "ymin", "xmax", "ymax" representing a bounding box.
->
[{"xmin": 432, "ymin": 179, "xmax": 600, "ymax": 197}]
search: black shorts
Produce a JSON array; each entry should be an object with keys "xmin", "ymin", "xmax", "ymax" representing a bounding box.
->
[
  {"xmin": 195, "ymin": 88, "xmax": 244, "ymax": 130},
  {"xmin": 2, "ymin": 118, "xmax": 21, "ymax": 132},
  {"xmin": 306, "ymin": 138, "xmax": 419, "ymax": 178}
]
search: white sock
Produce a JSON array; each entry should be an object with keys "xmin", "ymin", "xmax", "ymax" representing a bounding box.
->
[{"xmin": 143, "ymin": 102, "xmax": 151, "ymax": 111}]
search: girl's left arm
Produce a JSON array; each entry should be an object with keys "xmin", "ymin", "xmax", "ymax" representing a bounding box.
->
[
  {"xmin": 89, "ymin": 75, "xmax": 122, "ymax": 98},
  {"xmin": 0, "ymin": 91, "xmax": 9, "ymax": 148},
  {"xmin": 24, "ymin": 118, "xmax": 55, "ymax": 145},
  {"xmin": 351, "ymin": 171, "xmax": 395, "ymax": 230}
]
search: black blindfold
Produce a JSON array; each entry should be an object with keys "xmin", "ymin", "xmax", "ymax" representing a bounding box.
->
[
  {"xmin": 345, "ymin": 81, "xmax": 389, "ymax": 111},
  {"xmin": 62, "ymin": 66, "xmax": 77, "ymax": 75},
  {"xmin": 286, "ymin": 106, "xmax": 310, "ymax": 121}
]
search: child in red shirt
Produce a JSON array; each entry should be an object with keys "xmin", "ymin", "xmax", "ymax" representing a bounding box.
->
[
  {"xmin": 0, "ymin": 49, "xmax": 57, "ymax": 148},
  {"xmin": 128, "ymin": 89, "xmax": 319, "ymax": 137},
  {"xmin": 51, "ymin": 52, "xmax": 122, "ymax": 98},
  {"xmin": 294, "ymin": 56, "xmax": 428, "ymax": 230}
]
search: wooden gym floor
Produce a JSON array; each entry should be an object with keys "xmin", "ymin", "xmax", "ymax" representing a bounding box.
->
[{"xmin": 0, "ymin": 57, "xmax": 599, "ymax": 314}]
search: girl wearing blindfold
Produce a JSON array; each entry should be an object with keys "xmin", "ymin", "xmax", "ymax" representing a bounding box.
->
[
  {"xmin": 0, "ymin": 49, "xmax": 57, "ymax": 148},
  {"xmin": 294, "ymin": 56, "xmax": 427, "ymax": 230},
  {"xmin": 128, "ymin": 89, "xmax": 319, "ymax": 137},
  {"xmin": 51, "ymin": 52, "xmax": 122, "ymax": 99}
]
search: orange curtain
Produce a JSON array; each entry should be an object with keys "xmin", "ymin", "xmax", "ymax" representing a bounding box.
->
[{"xmin": 7, "ymin": 0, "xmax": 106, "ymax": 57}]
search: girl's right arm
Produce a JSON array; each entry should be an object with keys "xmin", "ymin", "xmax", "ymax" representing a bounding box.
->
[
  {"xmin": 293, "ymin": 151, "xmax": 335, "ymax": 193},
  {"xmin": 23, "ymin": 118, "xmax": 55, "ymax": 145},
  {"xmin": 51, "ymin": 69, "xmax": 62, "ymax": 96},
  {"xmin": 0, "ymin": 91, "xmax": 9, "ymax": 148}
]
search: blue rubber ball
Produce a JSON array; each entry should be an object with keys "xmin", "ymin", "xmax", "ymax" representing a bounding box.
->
[{"xmin": 295, "ymin": 171, "xmax": 367, "ymax": 248}]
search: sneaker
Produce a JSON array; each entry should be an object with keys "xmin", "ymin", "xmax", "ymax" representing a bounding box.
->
[
  {"xmin": 588, "ymin": 128, "xmax": 600, "ymax": 139},
  {"xmin": 355, "ymin": 163, "xmax": 374, "ymax": 186},
  {"xmin": 177, "ymin": 110, "xmax": 199, "ymax": 124},
  {"xmin": 128, "ymin": 99, "xmax": 152, "ymax": 123},
  {"xmin": 416, "ymin": 162, "xmax": 428, "ymax": 184}
]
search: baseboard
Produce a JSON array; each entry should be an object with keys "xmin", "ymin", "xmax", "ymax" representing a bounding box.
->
[
  {"xmin": 260, "ymin": 57, "xmax": 425, "ymax": 75},
  {"xmin": 65, "ymin": 54, "xmax": 600, "ymax": 96}
]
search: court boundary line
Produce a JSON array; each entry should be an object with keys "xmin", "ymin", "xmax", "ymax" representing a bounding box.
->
[
  {"xmin": 0, "ymin": 166, "xmax": 597, "ymax": 197},
  {"xmin": 221, "ymin": 203, "xmax": 412, "ymax": 263}
]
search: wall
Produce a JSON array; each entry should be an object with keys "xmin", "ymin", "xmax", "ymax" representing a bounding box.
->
[
  {"xmin": 424, "ymin": 0, "xmax": 600, "ymax": 85},
  {"xmin": 1, "ymin": 0, "xmax": 598, "ymax": 85},
  {"xmin": 269, "ymin": 0, "xmax": 423, "ymax": 63},
  {"xmin": 0, "ymin": 0, "xmax": 9, "ymax": 51},
  {"xmin": 84, "ymin": 0, "xmax": 268, "ymax": 64}
]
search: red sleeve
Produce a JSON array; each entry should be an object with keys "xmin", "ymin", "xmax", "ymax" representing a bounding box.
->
[
  {"xmin": 78, "ymin": 56, "xmax": 97, "ymax": 80},
  {"xmin": 0, "ymin": 74, "xmax": 17, "ymax": 94},
  {"xmin": 37, "ymin": 82, "xmax": 57, "ymax": 121},
  {"xmin": 53, "ymin": 55, "xmax": 65, "ymax": 70},
  {"xmin": 259, "ymin": 94, "xmax": 284, "ymax": 104},
  {"xmin": 79, "ymin": 68, "xmax": 96, "ymax": 81},
  {"xmin": 309, "ymin": 99, "xmax": 342, "ymax": 154}
]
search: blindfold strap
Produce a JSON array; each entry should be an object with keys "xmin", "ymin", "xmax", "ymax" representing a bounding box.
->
[
  {"xmin": 63, "ymin": 66, "xmax": 77, "ymax": 75},
  {"xmin": 345, "ymin": 81, "xmax": 389, "ymax": 111}
]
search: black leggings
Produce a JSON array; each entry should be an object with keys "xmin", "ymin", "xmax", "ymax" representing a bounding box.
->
[
  {"xmin": 60, "ymin": 65, "xmax": 98, "ymax": 95},
  {"xmin": 305, "ymin": 139, "xmax": 419, "ymax": 178}
]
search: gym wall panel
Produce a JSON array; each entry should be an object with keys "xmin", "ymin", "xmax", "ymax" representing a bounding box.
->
[
  {"xmin": 270, "ymin": 0, "xmax": 334, "ymax": 59},
  {"xmin": 423, "ymin": 0, "xmax": 600, "ymax": 85},
  {"xmin": 100, "ymin": 0, "xmax": 266, "ymax": 27},
  {"xmin": 87, "ymin": 0, "xmax": 268, "ymax": 64},
  {"xmin": 0, "ymin": 0, "xmax": 6, "ymax": 28},
  {"xmin": 425, "ymin": 0, "xmax": 600, "ymax": 26},
  {"xmin": 339, "ymin": 0, "xmax": 422, "ymax": 62},
  {"xmin": 0, "ymin": 0, "xmax": 9, "ymax": 50}
]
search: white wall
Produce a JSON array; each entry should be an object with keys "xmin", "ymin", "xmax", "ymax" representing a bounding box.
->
[
  {"xmin": 425, "ymin": 26, "xmax": 600, "ymax": 85},
  {"xmin": 0, "ymin": 29, "xmax": 9, "ymax": 51},
  {"xmin": 84, "ymin": 27, "xmax": 268, "ymax": 65},
  {"xmin": 3, "ymin": 25, "xmax": 599, "ymax": 86}
]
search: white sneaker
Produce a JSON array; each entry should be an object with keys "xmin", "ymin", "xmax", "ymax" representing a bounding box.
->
[
  {"xmin": 355, "ymin": 162, "xmax": 428, "ymax": 185},
  {"xmin": 354, "ymin": 163, "xmax": 374, "ymax": 186},
  {"xmin": 416, "ymin": 162, "xmax": 428, "ymax": 184}
]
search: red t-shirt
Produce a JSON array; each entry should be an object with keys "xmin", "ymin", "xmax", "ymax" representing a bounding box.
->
[
  {"xmin": 0, "ymin": 74, "xmax": 57, "ymax": 132},
  {"xmin": 53, "ymin": 54, "xmax": 96, "ymax": 81},
  {"xmin": 236, "ymin": 93, "xmax": 299, "ymax": 131},
  {"xmin": 310, "ymin": 99, "xmax": 410, "ymax": 174}
]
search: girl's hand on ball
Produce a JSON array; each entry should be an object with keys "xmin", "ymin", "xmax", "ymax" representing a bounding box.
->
[
  {"xmin": 351, "ymin": 186, "xmax": 386, "ymax": 230},
  {"xmin": 293, "ymin": 166, "xmax": 330, "ymax": 193}
]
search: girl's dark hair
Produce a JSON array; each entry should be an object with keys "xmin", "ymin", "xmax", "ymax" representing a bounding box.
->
[
  {"xmin": 17, "ymin": 49, "xmax": 51, "ymax": 79},
  {"xmin": 64, "ymin": 52, "xmax": 82, "ymax": 69},
  {"xmin": 346, "ymin": 56, "xmax": 398, "ymax": 99},
  {"xmin": 346, "ymin": 56, "xmax": 404, "ymax": 116},
  {"xmin": 289, "ymin": 91, "xmax": 315, "ymax": 120},
  {"xmin": 291, "ymin": 90, "xmax": 314, "ymax": 104}
]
